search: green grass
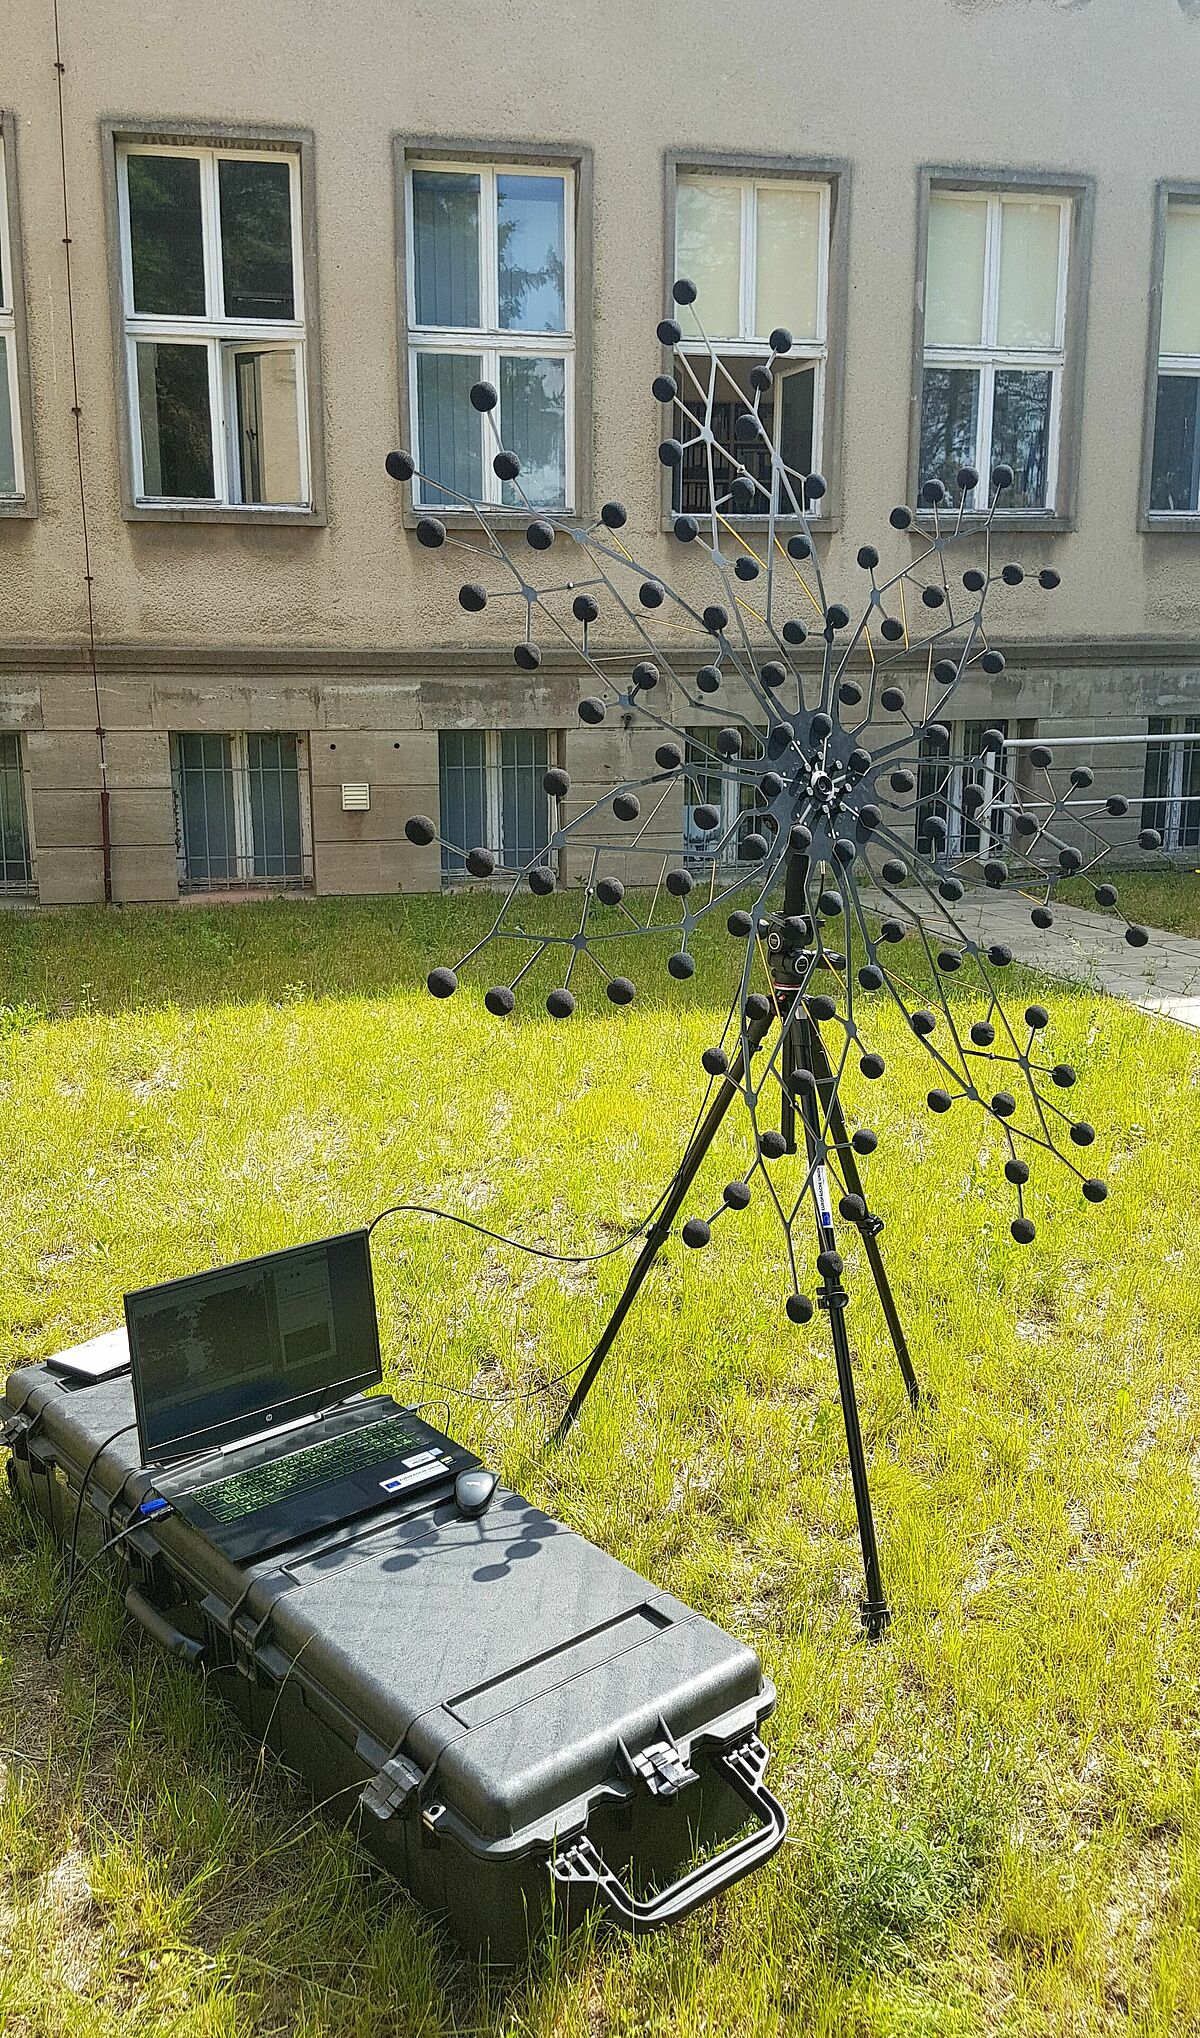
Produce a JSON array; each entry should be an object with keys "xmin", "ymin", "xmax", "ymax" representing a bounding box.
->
[
  {"xmin": 1058, "ymin": 868, "xmax": 1200, "ymax": 938},
  {"xmin": 2, "ymin": 894, "xmax": 1200, "ymax": 2036}
]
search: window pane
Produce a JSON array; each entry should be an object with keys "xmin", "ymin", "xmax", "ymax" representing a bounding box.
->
[
  {"xmin": 1161, "ymin": 205, "xmax": 1200, "ymax": 357},
  {"xmin": 925, "ymin": 195, "xmax": 986, "ymax": 348},
  {"xmin": 755, "ymin": 185, "xmax": 822, "ymax": 342},
  {"xmin": 499, "ymin": 355, "xmax": 566, "ymax": 507},
  {"xmin": 919, "ymin": 366, "xmax": 980, "ymax": 495},
  {"xmin": 1150, "ymin": 375, "xmax": 1200, "ymax": 512},
  {"xmin": 0, "ymin": 337, "xmax": 16, "ymax": 495},
  {"xmin": 135, "ymin": 340, "xmax": 215, "ymax": 498},
  {"xmin": 997, "ymin": 200, "xmax": 1062, "ymax": 349},
  {"xmin": 218, "ymin": 157, "xmax": 295, "ymax": 320},
  {"xmin": 127, "ymin": 153, "xmax": 206, "ymax": 316},
  {"xmin": 1141, "ymin": 715, "xmax": 1171, "ymax": 840},
  {"xmin": 415, "ymin": 351, "xmax": 483, "ymax": 505},
  {"xmin": 176, "ymin": 734, "xmax": 237, "ymax": 885},
  {"xmin": 990, "ymin": 369, "xmax": 1052, "ymax": 508},
  {"xmin": 777, "ymin": 366, "xmax": 816, "ymax": 497},
  {"xmin": 230, "ymin": 347, "xmax": 303, "ymax": 505},
  {"xmin": 438, "ymin": 729, "xmax": 487, "ymax": 876},
  {"xmin": 497, "ymin": 175, "xmax": 566, "ymax": 333},
  {"xmin": 412, "ymin": 171, "xmax": 480, "ymax": 327},
  {"xmin": 676, "ymin": 179, "xmax": 741, "ymax": 337},
  {"xmin": 675, "ymin": 356, "xmax": 812, "ymax": 515},
  {"xmin": 0, "ymin": 733, "xmax": 32, "ymax": 887},
  {"xmin": 247, "ymin": 733, "xmax": 304, "ymax": 881},
  {"xmin": 1182, "ymin": 717, "xmax": 1200, "ymax": 849},
  {"xmin": 499, "ymin": 730, "xmax": 549, "ymax": 867}
]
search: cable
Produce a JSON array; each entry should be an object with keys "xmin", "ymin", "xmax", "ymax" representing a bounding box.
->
[
  {"xmin": 366, "ymin": 1201, "xmax": 648, "ymax": 1262},
  {"xmin": 45, "ymin": 1502, "xmax": 171, "ymax": 1660},
  {"xmin": 57, "ymin": 1420, "xmax": 138, "ymax": 1622},
  {"xmin": 51, "ymin": 0, "xmax": 110, "ymax": 900}
]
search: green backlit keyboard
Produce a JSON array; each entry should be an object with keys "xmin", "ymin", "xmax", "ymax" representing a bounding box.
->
[{"xmin": 189, "ymin": 1415, "xmax": 436, "ymax": 1524}]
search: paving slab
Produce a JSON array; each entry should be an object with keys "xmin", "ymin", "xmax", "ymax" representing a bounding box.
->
[{"xmin": 861, "ymin": 890, "xmax": 1200, "ymax": 1031}]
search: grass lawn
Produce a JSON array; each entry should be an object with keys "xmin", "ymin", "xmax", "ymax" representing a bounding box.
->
[
  {"xmin": 2, "ymin": 894, "xmax": 1200, "ymax": 2037},
  {"xmin": 1058, "ymin": 868, "xmax": 1200, "ymax": 939}
]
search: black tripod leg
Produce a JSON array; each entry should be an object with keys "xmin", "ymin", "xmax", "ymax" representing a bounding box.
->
[
  {"xmin": 804, "ymin": 1024, "xmax": 921, "ymax": 1411},
  {"xmin": 551, "ymin": 1018, "xmax": 771, "ymax": 1446},
  {"xmin": 792, "ymin": 1014, "xmax": 891, "ymax": 1639}
]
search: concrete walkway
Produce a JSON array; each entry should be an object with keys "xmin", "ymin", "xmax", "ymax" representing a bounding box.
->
[{"xmin": 863, "ymin": 890, "xmax": 1200, "ymax": 1031}]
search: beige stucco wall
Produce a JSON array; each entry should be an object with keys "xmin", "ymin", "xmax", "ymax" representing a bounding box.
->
[{"xmin": 2, "ymin": 0, "xmax": 1200, "ymax": 903}]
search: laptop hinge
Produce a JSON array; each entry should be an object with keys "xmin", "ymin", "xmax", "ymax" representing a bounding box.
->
[{"xmin": 218, "ymin": 1409, "xmax": 321, "ymax": 1455}]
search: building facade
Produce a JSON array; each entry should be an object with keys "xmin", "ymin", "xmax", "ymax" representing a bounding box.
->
[{"xmin": 2, "ymin": 0, "xmax": 1200, "ymax": 907}]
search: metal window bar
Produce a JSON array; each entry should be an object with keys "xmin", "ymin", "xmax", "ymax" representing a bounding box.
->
[
  {"xmin": 0, "ymin": 733, "xmax": 33, "ymax": 890},
  {"xmin": 172, "ymin": 731, "xmax": 310, "ymax": 890}
]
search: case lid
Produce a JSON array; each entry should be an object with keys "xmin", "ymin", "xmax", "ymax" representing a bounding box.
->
[{"xmin": 5, "ymin": 1364, "xmax": 768, "ymax": 1846}]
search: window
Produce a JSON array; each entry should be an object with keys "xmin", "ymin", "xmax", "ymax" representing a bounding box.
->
[
  {"xmin": 919, "ymin": 189, "xmax": 1070, "ymax": 512},
  {"xmin": 438, "ymin": 730, "xmax": 551, "ymax": 876},
  {"xmin": 1149, "ymin": 202, "xmax": 1200, "ymax": 514},
  {"xmin": 1142, "ymin": 717, "xmax": 1200, "ymax": 849},
  {"xmin": 0, "ymin": 128, "xmax": 28, "ymax": 504},
  {"xmin": 406, "ymin": 162, "xmax": 574, "ymax": 510},
  {"xmin": 916, "ymin": 721, "xmax": 1009, "ymax": 859},
  {"xmin": 0, "ymin": 733, "xmax": 33, "ymax": 890},
  {"xmin": 673, "ymin": 171, "xmax": 831, "ymax": 516},
  {"xmin": 684, "ymin": 726, "xmax": 768, "ymax": 864},
  {"xmin": 116, "ymin": 141, "xmax": 311, "ymax": 510},
  {"xmin": 171, "ymin": 733, "xmax": 311, "ymax": 889}
]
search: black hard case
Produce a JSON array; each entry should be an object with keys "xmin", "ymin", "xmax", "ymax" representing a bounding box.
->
[{"xmin": 3, "ymin": 1362, "xmax": 785, "ymax": 1958}]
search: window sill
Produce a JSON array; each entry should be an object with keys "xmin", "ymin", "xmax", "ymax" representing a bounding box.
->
[
  {"xmin": 909, "ymin": 510, "xmax": 1074, "ymax": 538},
  {"xmin": 0, "ymin": 496, "xmax": 36, "ymax": 520},
  {"xmin": 660, "ymin": 512, "xmax": 841, "ymax": 539},
  {"xmin": 1140, "ymin": 512, "xmax": 1200, "ymax": 536},
  {"xmin": 124, "ymin": 501, "xmax": 326, "ymax": 528},
  {"xmin": 404, "ymin": 506, "xmax": 580, "ymax": 534}
]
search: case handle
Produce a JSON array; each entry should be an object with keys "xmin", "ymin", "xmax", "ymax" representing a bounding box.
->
[
  {"xmin": 124, "ymin": 1586, "xmax": 205, "ymax": 1665},
  {"xmin": 548, "ymin": 1733, "xmax": 786, "ymax": 1934}
]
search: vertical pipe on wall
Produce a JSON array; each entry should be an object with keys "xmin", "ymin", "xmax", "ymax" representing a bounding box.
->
[{"xmin": 51, "ymin": 0, "xmax": 111, "ymax": 902}]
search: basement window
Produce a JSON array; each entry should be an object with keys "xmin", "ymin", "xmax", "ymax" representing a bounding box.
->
[
  {"xmin": 171, "ymin": 732, "xmax": 312, "ymax": 890},
  {"xmin": 438, "ymin": 729, "xmax": 551, "ymax": 877}
]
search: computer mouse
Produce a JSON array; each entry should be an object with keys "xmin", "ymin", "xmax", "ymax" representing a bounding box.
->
[{"xmin": 455, "ymin": 1466, "xmax": 498, "ymax": 1519}]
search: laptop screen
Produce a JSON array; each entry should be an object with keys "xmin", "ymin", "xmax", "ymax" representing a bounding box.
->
[{"xmin": 125, "ymin": 1231, "xmax": 383, "ymax": 1466}]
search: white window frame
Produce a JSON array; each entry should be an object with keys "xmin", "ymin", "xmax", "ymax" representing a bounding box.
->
[
  {"xmin": 171, "ymin": 731, "xmax": 313, "ymax": 890},
  {"xmin": 0, "ymin": 135, "xmax": 25, "ymax": 501},
  {"xmin": 1150, "ymin": 202, "xmax": 1200, "ymax": 515},
  {"xmin": 674, "ymin": 173, "xmax": 831, "ymax": 501},
  {"xmin": 117, "ymin": 142, "xmax": 310, "ymax": 510},
  {"xmin": 922, "ymin": 190, "xmax": 1071, "ymax": 514},
  {"xmin": 406, "ymin": 161, "xmax": 576, "ymax": 511}
]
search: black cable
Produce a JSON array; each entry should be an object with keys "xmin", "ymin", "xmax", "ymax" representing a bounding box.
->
[
  {"xmin": 58, "ymin": 1420, "xmax": 138, "ymax": 1618},
  {"xmin": 366, "ymin": 1201, "xmax": 648, "ymax": 1262},
  {"xmin": 45, "ymin": 1505, "xmax": 171, "ymax": 1660}
]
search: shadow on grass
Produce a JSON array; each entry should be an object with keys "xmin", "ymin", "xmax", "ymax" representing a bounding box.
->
[{"xmin": 2, "ymin": 888, "xmax": 1113, "ymax": 1027}]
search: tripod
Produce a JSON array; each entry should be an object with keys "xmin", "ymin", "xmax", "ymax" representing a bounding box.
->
[{"xmin": 552, "ymin": 896, "xmax": 920, "ymax": 1640}]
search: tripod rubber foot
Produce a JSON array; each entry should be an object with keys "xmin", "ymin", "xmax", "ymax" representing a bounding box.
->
[{"xmin": 860, "ymin": 1598, "xmax": 892, "ymax": 1641}]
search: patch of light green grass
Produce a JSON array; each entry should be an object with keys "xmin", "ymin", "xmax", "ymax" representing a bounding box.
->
[{"xmin": 1, "ymin": 894, "xmax": 1199, "ymax": 2035}]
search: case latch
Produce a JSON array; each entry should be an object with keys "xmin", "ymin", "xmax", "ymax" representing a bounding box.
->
[
  {"xmin": 618, "ymin": 1719, "xmax": 699, "ymax": 1800},
  {"xmin": 360, "ymin": 1748, "xmax": 424, "ymax": 1822}
]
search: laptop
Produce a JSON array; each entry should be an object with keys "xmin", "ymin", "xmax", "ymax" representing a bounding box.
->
[{"xmin": 124, "ymin": 1230, "xmax": 475, "ymax": 1563}]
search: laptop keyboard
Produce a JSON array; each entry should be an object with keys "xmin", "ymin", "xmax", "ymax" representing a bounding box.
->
[{"xmin": 189, "ymin": 1415, "xmax": 441, "ymax": 1524}]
